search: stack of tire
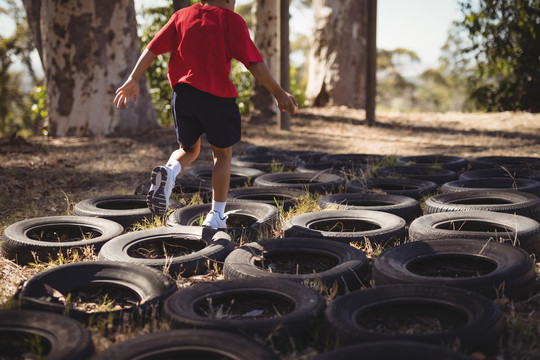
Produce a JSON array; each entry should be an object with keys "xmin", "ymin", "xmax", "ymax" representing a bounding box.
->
[{"xmin": 1, "ymin": 150, "xmax": 539, "ymax": 359}]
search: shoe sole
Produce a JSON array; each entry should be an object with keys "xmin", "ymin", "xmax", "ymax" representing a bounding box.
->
[{"xmin": 147, "ymin": 166, "xmax": 169, "ymax": 215}]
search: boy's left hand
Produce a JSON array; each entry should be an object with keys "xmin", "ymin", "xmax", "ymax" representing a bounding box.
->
[{"xmin": 113, "ymin": 78, "xmax": 139, "ymax": 109}]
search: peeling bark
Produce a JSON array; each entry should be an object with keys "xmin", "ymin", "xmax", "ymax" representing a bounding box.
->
[
  {"xmin": 23, "ymin": 0, "xmax": 157, "ymax": 137},
  {"xmin": 306, "ymin": 0, "xmax": 368, "ymax": 108},
  {"xmin": 250, "ymin": 0, "xmax": 279, "ymax": 121}
]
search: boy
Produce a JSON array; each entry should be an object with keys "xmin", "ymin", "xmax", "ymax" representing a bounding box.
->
[{"xmin": 114, "ymin": 0, "xmax": 297, "ymax": 229}]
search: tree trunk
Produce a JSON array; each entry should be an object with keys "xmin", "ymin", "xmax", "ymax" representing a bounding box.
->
[
  {"xmin": 306, "ymin": 0, "xmax": 368, "ymax": 108},
  {"xmin": 250, "ymin": 0, "xmax": 279, "ymax": 121},
  {"xmin": 22, "ymin": 0, "xmax": 157, "ymax": 137}
]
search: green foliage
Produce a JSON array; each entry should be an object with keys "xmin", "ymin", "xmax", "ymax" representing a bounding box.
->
[
  {"xmin": 30, "ymin": 85, "xmax": 48, "ymax": 135},
  {"xmin": 290, "ymin": 33, "xmax": 309, "ymax": 108},
  {"xmin": 415, "ymin": 69, "xmax": 453, "ymax": 112},
  {"xmin": 376, "ymin": 48, "xmax": 420, "ymax": 111},
  {"xmin": 290, "ymin": 66, "xmax": 307, "ymax": 108},
  {"xmin": 434, "ymin": 21, "xmax": 477, "ymax": 112},
  {"xmin": 230, "ymin": 60, "xmax": 253, "ymax": 114},
  {"xmin": 458, "ymin": 0, "xmax": 540, "ymax": 112},
  {"xmin": 377, "ymin": 48, "xmax": 420, "ymax": 71},
  {"xmin": 235, "ymin": 2, "xmax": 252, "ymax": 28},
  {"xmin": 139, "ymin": 5, "xmax": 175, "ymax": 126},
  {"xmin": 0, "ymin": 0, "xmax": 44, "ymax": 138}
]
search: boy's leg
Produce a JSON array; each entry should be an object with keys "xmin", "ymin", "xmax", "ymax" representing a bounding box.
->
[
  {"xmin": 147, "ymin": 140, "xmax": 201, "ymax": 215},
  {"xmin": 173, "ymin": 139, "xmax": 201, "ymax": 168},
  {"xmin": 210, "ymin": 144, "xmax": 232, "ymax": 203},
  {"xmin": 202, "ymin": 144, "xmax": 232, "ymax": 229}
]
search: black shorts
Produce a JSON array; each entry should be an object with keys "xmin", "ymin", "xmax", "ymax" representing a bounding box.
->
[{"xmin": 172, "ymin": 83, "xmax": 241, "ymax": 148}]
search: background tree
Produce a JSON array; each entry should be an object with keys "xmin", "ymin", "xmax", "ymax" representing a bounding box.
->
[
  {"xmin": 424, "ymin": 21, "xmax": 476, "ymax": 112},
  {"xmin": 249, "ymin": 0, "xmax": 279, "ymax": 121},
  {"xmin": 458, "ymin": 0, "xmax": 540, "ymax": 112},
  {"xmin": 376, "ymin": 48, "xmax": 419, "ymax": 111},
  {"xmin": 22, "ymin": 0, "xmax": 157, "ymax": 137},
  {"xmin": 306, "ymin": 0, "xmax": 368, "ymax": 108},
  {"xmin": 0, "ymin": 0, "xmax": 43, "ymax": 137}
]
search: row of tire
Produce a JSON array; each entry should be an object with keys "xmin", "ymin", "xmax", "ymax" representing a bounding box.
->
[
  {"xmin": 2, "ymin": 151, "xmax": 540, "ymax": 359},
  {"xmin": 1, "ymin": 253, "xmax": 511, "ymax": 359},
  {"xmin": 3, "ymin": 190, "xmax": 539, "ymax": 282}
]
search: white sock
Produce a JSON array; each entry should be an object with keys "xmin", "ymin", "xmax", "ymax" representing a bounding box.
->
[
  {"xmin": 166, "ymin": 159, "xmax": 181, "ymax": 178},
  {"xmin": 212, "ymin": 200, "xmax": 226, "ymax": 217}
]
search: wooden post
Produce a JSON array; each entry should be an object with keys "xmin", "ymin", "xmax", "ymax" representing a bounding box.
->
[
  {"xmin": 366, "ymin": 0, "xmax": 377, "ymax": 126},
  {"xmin": 277, "ymin": 0, "xmax": 291, "ymax": 130}
]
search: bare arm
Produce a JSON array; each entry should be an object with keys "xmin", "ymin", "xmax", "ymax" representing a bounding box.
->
[
  {"xmin": 248, "ymin": 62, "xmax": 298, "ymax": 114},
  {"xmin": 113, "ymin": 48, "xmax": 157, "ymax": 109}
]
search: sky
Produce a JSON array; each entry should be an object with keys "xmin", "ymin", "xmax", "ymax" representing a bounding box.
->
[
  {"xmin": 377, "ymin": 0, "xmax": 463, "ymax": 74},
  {"xmin": 1, "ymin": 0, "xmax": 463, "ymax": 77}
]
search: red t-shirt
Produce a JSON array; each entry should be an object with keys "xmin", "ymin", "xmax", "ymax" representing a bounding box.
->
[{"xmin": 147, "ymin": 3, "xmax": 263, "ymax": 98}]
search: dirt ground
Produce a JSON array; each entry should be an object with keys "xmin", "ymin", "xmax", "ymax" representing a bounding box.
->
[
  {"xmin": 1, "ymin": 107, "xmax": 540, "ymax": 357},
  {"xmin": 246, "ymin": 107, "xmax": 540, "ymax": 158}
]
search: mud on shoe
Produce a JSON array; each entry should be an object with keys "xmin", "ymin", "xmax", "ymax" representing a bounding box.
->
[
  {"xmin": 202, "ymin": 210, "xmax": 227, "ymax": 229},
  {"xmin": 147, "ymin": 166, "xmax": 175, "ymax": 216}
]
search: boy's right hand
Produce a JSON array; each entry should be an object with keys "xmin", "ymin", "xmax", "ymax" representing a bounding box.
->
[
  {"xmin": 276, "ymin": 91, "xmax": 299, "ymax": 114},
  {"xmin": 113, "ymin": 78, "xmax": 139, "ymax": 109}
]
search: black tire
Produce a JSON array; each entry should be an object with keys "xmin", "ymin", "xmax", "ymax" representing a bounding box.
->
[
  {"xmin": 267, "ymin": 149, "xmax": 328, "ymax": 163},
  {"xmin": 296, "ymin": 160, "xmax": 371, "ymax": 179},
  {"xmin": 0, "ymin": 310, "xmax": 94, "ymax": 360},
  {"xmin": 311, "ymin": 341, "xmax": 473, "ymax": 360},
  {"xmin": 469, "ymin": 155, "xmax": 540, "ymax": 170},
  {"xmin": 408, "ymin": 210, "xmax": 540, "ymax": 255},
  {"xmin": 182, "ymin": 165, "xmax": 264, "ymax": 188},
  {"xmin": 91, "ymin": 329, "xmax": 279, "ymax": 360},
  {"xmin": 372, "ymin": 239, "xmax": 536, "ymax": 300},
  {"xmin": 440, "ymin": 177, "xmax": 540, "ymax": 196},
  {"xmin": 1, "ymin": 216, "xmax": 124, "ymax": 265},
  {"xmin": 135, "ymin": 177, "xmax": 212, "ymax": 204},
  {"xmin": 459, "ymin": 167, "xmax": 540, "ymax": 181},
  {"xmin": 323, "ymin": 284, "xmax": 505, "ymax": 355},
  {"xmin": 97, "ymin": 226, "xmax": 233, "ymax": 277},
  {"xmin": 163, "ymin": 278, "xmax": 326, "ymax": 349},
  {"xmin": 72, "ymin": 195, "xmax": 180, "ymax": 229},
  {"xmin": 223, "ymin": 237, "xmax": 370, "ymax": 294},
  {"xmin": 227, "ymin": 186, "xmax": 306, "ymax": 212},
  {"xmin": 318, "ymin": 193, "xmax": 422, "ymax": 224},
  {"xmin": 167, "ymin": 201, "xmax": 279, "ymax": 241},
  {"xmin": 243, "ymin": 144, "xmax": 270, "ymax": 155},
  {"xmin": 16, "ymin": 261, "xmax": 177, "ymax": 325},
  {"xmin": 320, "ymin": 153, "xmax": 388, "ymax": 166},
  {"xmin": 346, "ymin": 178, "xmax": 439, "ymax": 200},
  {"xmin": 375, "ymin": 165, "xmax": 458, "ymax": 185},
  {"xmin": 284, "ymin": 210, "xmax": 407, "ymax": 247},
  {"xmin": 253, "ymin": 171, "xmax": 346, "ymax": 194},
  {"xmin": 424, "ymin": 190, "xmax": 540, "ymax": 222},
  {"xmin": 396, "ymin": 155, "xmax": 469, "ymax": 172},
  {"xmin": 231, "ymin": 154, "xmax": 303, "ymax": 172}
]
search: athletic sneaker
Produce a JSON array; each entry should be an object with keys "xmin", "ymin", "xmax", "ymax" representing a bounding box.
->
[
  {"xmin": 146, "ymin": 166, "xmax": 175, "ymax": 216},
  {"xmin": 202, "ymin": 210, "xmax": 227, "ymax": 229}
]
